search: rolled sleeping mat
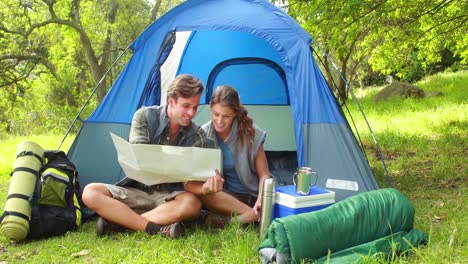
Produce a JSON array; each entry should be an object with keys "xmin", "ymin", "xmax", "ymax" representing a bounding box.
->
[{"xmin": 0, "ymin": 141, "xmax": 44, "ymax": 242}]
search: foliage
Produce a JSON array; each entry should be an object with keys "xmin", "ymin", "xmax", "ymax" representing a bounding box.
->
[
  {"xmin": 0, "ymin": 0, "xmax": 184, "ymax": 137},
  {"xmin": 365, "ymin": 0, "xmax": 468, "ymax": 75},
  {"xmin": 0, "ymin": 71, "xmax": 466, "ymax": 263},
  {"xmin": 275, "ymin": 0, "xmax": 467, "ymax": 100}
]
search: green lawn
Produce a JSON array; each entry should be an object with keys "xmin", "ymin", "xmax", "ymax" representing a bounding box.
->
[{"xmin": 0, "ymin": 71, "xmax": 466, "ymax": 263}]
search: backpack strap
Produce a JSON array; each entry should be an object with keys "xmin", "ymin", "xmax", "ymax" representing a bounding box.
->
[
  {"xmin": 0, "ymin": 193, "xmax": 32, "ymax": 222},
  {"xmin": 10, "ymin": 150, "xmax": 43, "ymax": 177},
  {"xmin": 16, "ymin": 150, "xmax": 43, "ymax": 164},
  {"xmin": 0, "ymin": 210, "xmax": 29, "ymax": 222},
  {"xmin": 7, "ymin": 193, "xmax": 30, "ymax": 201},
  {"xmin": 11, "ymin": 167, "xmax": 39, "ymax": 176}
]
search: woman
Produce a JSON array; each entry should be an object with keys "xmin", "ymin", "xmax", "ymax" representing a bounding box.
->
[{"xmin": 186, "ymin": 85, "xmax": 270, "ymax": 226}]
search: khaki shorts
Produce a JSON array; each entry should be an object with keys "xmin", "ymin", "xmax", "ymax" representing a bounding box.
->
[{"xmin": 104, "ymin": 184, "xmax": 183, "ymax": 214}]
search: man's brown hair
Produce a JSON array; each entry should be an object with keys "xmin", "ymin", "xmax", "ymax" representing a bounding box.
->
[{"xmin": 166, "ymin": 74, "xmax": 204, "ymax": 102}]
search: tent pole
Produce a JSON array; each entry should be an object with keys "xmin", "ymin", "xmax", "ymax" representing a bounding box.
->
[
  {"xmin": 58, "ymin": 45, "xmax": 132, "ymax": 150},
  {"xmin": 310, "ymin": 40, "xmax": 392, "ymax": 187}
]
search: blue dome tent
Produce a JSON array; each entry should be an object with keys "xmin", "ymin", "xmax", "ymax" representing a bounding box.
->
[{"xmin": 66, "ymin": 0, "xmax": 385, "ymax": 201}]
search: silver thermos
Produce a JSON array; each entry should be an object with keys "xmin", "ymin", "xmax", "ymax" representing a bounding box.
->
[{"xmin": 259, "ymin": 178, "xmax": 276, "ymax": 238}]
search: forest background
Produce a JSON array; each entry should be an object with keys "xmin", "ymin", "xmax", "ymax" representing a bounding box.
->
[{"xmin": 0, "ymin": 0, "xmax": 466, "ymax": 138}]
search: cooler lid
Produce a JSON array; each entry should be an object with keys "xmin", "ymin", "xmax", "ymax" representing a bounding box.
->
[{"xmin": 275, "ymin": 185, "xmax": 335, "ymax": 203}]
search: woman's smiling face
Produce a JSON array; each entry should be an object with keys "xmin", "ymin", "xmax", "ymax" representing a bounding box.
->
[{"xmin": 210, "ymin": 103, "xmax": 236, "ymax": 138}]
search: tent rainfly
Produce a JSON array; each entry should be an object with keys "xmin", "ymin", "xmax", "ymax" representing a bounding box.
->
[{"xmin": 66, "ymin": 0, "xmax": 384, "ymax": 201}]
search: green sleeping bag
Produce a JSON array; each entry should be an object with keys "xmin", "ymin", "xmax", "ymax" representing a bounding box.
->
[{"xmin": 258, "ymin": 188, "xmax": 427, "ymax": 263}]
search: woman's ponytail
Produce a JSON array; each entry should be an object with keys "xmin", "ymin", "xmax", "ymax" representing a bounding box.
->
[{"xmin": 236, "ymin": 107, "xmax": 254, "ymax": 150}]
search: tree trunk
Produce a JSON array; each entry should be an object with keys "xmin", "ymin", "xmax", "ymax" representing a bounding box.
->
[
  {"xmin": 95, "ymin": 0, "xmax": 119, "ymax": 102},
  {"xmin": 151, "ymin": 1, "xmax": 162, "ymax": 21},
  {"xmin": 337, "ymin": 61, "xmax": 348, "ymax": 103},
  {"xmin": 70, "ymin": 0, "xmax": 106, "ymax": 102}
]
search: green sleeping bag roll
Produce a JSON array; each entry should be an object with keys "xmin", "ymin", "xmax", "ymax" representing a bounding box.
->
[
  {"xmin": 0, "ymin": 141, "xmax": 44, "ymax": 242},
  {"xmin": 315, "ymin": 229, "xmax": 428, "ymax": 263},
  {"xmin": 259, "ymin": 188, "xmax": 427, "ymax": 263}
]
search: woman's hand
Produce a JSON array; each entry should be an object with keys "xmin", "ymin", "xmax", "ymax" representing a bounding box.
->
[
  {"xmin": 202, "ymin": 169, "xmax": 224, "ymax": 195},
  {"xmin": 253, "ymin": 197, "xmax": 262, "ymax": 217}
]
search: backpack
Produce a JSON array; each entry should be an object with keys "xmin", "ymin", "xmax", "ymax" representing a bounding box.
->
[{"xmin": 27, "ymin": 150, "xmax": 84, "ymax": 239}]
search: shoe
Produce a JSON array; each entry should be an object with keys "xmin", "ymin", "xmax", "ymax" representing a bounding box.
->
[
  {"xmin": 159, "ymin": 222, "xmax": 185, "ymax": 239},
  {"xmin": 203, "ymin": 212, "xmax": 231, "ymax": 229},
  {"xmin": 96, "ymin": 217, "xmax": 126, "ymax": 236}
]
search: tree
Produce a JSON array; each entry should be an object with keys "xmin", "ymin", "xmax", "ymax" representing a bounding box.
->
[
  {"xmin": 0, "ymin": 0, "xmax": 185, "ymax": 102},
  {"xmin": 275, "ymin": 0, "xmax": 467, "ymax": 101},
  {"xmin": 368, "ymin": 0, "xmax": 467, "ymax": 74},
  {"xmin": 0, "ymin": 0, "xmax": 183, "ymax": 135},
  {"xmin": 275, "ymin": 0, "xmax": 387, "ymax": 101}
]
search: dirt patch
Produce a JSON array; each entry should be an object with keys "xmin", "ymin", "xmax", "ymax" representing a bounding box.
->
[{"xmin": 381, "ymin": 150, "xmax": 400, "ymax": 161}]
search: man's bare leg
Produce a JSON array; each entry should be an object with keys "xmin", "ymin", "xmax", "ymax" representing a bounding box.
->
[
  {"xmin": 82, "ymin": 183, "xmax": 202, "ymax": 231},
  {"xmin": 142, "ymin": 192, "xmax": 202, "ymax": 224}
]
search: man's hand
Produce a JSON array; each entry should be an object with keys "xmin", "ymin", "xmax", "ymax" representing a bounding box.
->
[{"xmin": 202, "ymin": 169, "xmax": 224, "ymax": 195}]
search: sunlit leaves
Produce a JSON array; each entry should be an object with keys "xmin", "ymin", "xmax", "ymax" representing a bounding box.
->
[
  {"xmin": 0, "ymin": 0, "xmax": 185, "ymax": 135},
  {"xmin": 275, "ymin": 0, "xmax": 467, "ymax": 83}
]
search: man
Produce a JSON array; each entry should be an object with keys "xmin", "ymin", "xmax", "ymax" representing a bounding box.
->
[{"xmin": 82, "ymin": 74, "xmax": 208, "ymax": 239}]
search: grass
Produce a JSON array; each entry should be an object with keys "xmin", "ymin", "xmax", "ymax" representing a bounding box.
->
[
  {"xmin": 0, "ymin": 71, "xmax": 467, "ymax": 263},
  {"xmin": 345, "ymin": 71, "xmax": 467, "ymax": 263},
  {"xmin": 0, "ymin": 222, "xmax": 261, "ymax": 263}
]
